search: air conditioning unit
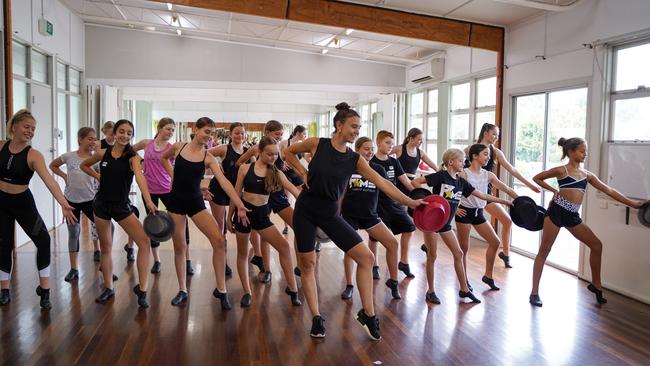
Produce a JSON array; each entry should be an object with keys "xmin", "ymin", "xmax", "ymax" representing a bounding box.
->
[{"xmin": 408, "ymin": 58, "xmax": 444, "ymax": 84}]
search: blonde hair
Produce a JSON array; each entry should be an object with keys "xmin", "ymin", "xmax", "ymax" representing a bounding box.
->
[
  {"xmin": 101, "ymin": 121, "xmax": 115, "ymax": 134},
  {"xmin": 441, "ymin": 148, "xmax": 464, "ymax": 170},
  {"xmin": 6, "ymin": 109, "xmax": 35, "ymax": 139}
]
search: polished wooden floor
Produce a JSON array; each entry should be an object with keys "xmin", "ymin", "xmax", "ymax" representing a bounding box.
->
[{"xmin": 2, "ymin": 216, "xmax": 650, "ymax": 366}]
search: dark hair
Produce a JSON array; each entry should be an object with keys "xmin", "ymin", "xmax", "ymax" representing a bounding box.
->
[
  {"xmin": 476, "ymin": 123, "xmax": 498, "ymax": 143},
  {"xmin": 290, "ymin": 125, "xmax": 306, "ymax": 139},
  {"xmin": 264, "ymin": 120, "xmax": 283, "ymax": 133},
  {"xmin": 402, "ymin": 128, "xmax": 423, "ymax": 146},
  {"xmin": 77, "ymin": 127, "xmax": 97, "ymax": 143},
  {"xmin": 468, "ymin": 143, "xmax": 489, "ymax": 162},
  {"xmin": 333, "ymin": 102, "xmax": 360, "ymax": 133},
  {"xmin": 258, "ymin": 136, "xmax": 283, "ymax": 193},
  {"xmin": 6, "ymin": 109, "xmax": 35, "ymax": 139},
  {"xmin": 154, "ymin": 117, "xmax": 175, "ymax": 138},
  {"xmin": 191, "ymin": 117, "xmax": 215, "ymax": 140},
  {"xmin": 558, "ymin": 137, "xmax": 586, "ymax": 160},
  {"xmin": 113, "ymin": 119, "xmax": 137, "ymax": 159},
  {"xmin": 229, "ymin": 122, "xmax": 244, "ymax": 133},
  {"xmin": 355, "ymin": 136, "xmax": 372, "ymax": 150}
]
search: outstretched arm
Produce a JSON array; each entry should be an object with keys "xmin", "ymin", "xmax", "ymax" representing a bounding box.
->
[
  {"xmin": 587, "ymin": 171, "xmax": 647, "ymax": 209},
  {"xmin": 488, "ymin": 172, "xmax": 518, "ymax": 199},
  {"xmin": 132, "ymin": 139, "xmax": 151, "ymax": 152},
  {"xmin": 420, "ymin": 149, "xmax": 439, "ymax": 171},
  {"xmin": 495, "ymin": 147, "xmax": 541, "ymax": 193},
  {"xmin": 358, "ymin": 157, "xmax": 421, "ymax": 209}
]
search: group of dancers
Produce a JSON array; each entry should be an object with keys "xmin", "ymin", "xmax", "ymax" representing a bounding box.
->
[{"xmin": 0, "ymin": 104, "xmax": 647, "ymax": 341}]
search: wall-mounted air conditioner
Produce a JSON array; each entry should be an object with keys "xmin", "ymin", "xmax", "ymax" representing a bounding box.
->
[{"xmin": 408, "ymin": 58, "xmax": 444, "ymax": 84}]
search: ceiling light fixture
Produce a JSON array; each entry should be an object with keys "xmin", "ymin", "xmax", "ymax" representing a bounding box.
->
[
  {"xmin": 177, "ymin": 29, "xmax": 182, "ymax": 36},
  {"xmin": 321, "ymin": 49, "xmax": 328, "ymax": 54},
  {"xmin": 345, "ymin": 28, "xmax": 354, "ymax": 35},
  {"xmin": 167, "ymin": 3, "xmax": 172, "ymax": 11}
]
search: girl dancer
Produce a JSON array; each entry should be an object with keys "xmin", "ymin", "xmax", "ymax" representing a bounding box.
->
[
  {"xmin": 472, "ymin": 123, "xmax": 540, "ymax": 268},
  {"xmin": 341, "ymin": 137, "xmax": 402, "ymax": 300},
  {"xmin": 530, "ymin": 137, "xmax": 647, "ymax": 306},
  {"xmin": 81, "ymin": 119, "xmax": 156, "ymax": 308},
  {"xmin": 456, "ymin": 144, "xmax": 519, "ymax": 291},
  {"xmin": 412, "ymin": 148, "xmax": 512, "ymax": 304},
  {"xmin": 50, "ymin": 127, "xmax": 101, "ymax": 282},
  {"xmin": 285, "ymin": 103, "xmax": 422, "ymax": 340},
  {"xmin": 227, "ymin": 136, "xmax": 301, "ymax": 307},
  {"xmin": 161, "ymin": 117, "xmax": 249, "ymax": 307},
  {"xmin": 133, "ymin": 118, "xmax": 192, "ymax": 275},
  {"xmin": 0, "ymin": 109, "xmax": 77, "ymax": 309}
]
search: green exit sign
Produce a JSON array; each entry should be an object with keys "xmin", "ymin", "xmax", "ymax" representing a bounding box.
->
[{"xmin": 38, "ymin": 18, "xmax": 53, "ymax": 36}]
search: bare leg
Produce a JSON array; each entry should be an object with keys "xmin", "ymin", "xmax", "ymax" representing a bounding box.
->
[
  {"xmin": 95, "ymin": 217, "xmax": 114, "ymax": 288},
  {"xmin": 343, "ymin": 254, "xmax": 354, "ymax": 286},
  {"xmin": 366, "ymin": 223, "xmax": 398, "ymax": 280},
  {"xmin": 456, "ymin": 223, "xmax": 472, "ymax": 284},
  {"xmin": 399, "ymin": 231, "xmax": 412, "ymax": 264},
  {"xmin": 117, "ymin": 214, "xmax": 152, "ymax": 289},
  {"xmin": 567, "ymin": 223, "xmax": 603, "ymax": 289},
  {"xmin": 438, "ymin": 231, "xmax": 470, "ymax": 292},
  {"xmin": 473, "ymin": 222, "xmax": 501, "ymax": 278},
  {"xmin": 170, "ymin": 213, "xmax": 188, "ymax": 291},
  {"xmin": 258, "ymin": 226, "xmax": 298, "ymax": 291},
  {"xmin": 424, "ymin": 233, "xmax": 438, "ymax": 292},
  {"xmin": 346, "ymin": 243, "xmax": 376, "ymax": 316},
  {"xmin": 191, "ymin": 210, "xmax": 227, "ymax": 292},
  {"xmin": 486, "ymin": 203, "xmax": 512, "ymax": 256},
  {"xmin": 235, "ymin": 231, "xmax": 252, "ymax": 295},
  {"xmin": 531, "ymin": 217, "xmax": 561, "ymax": 295},
  {"xmin": 299, "ymin": 251, "xmax": 319, "ymax": 316}
]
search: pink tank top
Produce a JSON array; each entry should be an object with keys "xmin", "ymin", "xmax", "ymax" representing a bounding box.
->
[{"xmin": 143, "ymin": 140, "xmax": 172, "ymax": 194}]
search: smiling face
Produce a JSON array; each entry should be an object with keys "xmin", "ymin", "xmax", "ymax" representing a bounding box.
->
[
  {"xmin": 231, "ymin": 126, "xmax": 246, "ymax": 145},
  {"xmin": 114, "ymin": 123, "xmax": 133, "ymax": 147},
  {"xmin": 266, "ymin": 129, "xmax": 284, "ymax": 142},
  {"xmin": 158, "ymin": 124, "xmax": 175, "ymax": 141},
  {"xmin": 194, "ymin": 126, "xmax": 215, "ymax": 145},
  {"xmin": 409, "ymin": 133, "xmax": 423, "ymax": 148},
  {"xmin": 356, "ymin": 140, "xmax": 374, "ymax": 161},
  {"xmin": 483, "ymin": 127, "xmax": 499, "ymax": 145},
  {"xmin": 447, "ymin": 156, "xmax": 466, "ymax": 173},
  {"xmin": 473, "ymin": 147, "xmax": 490, "ymax": 167},
  {"xmin": 79, "ymin": 132, "xmax": 98, "ymax": 151},
  {"xmin": 336, "ymin": 116, "xmax": 361, "ymax": 144},
  {"xmin": 12, "ymin": 117, "xmax": 36, "ymax": 143}
]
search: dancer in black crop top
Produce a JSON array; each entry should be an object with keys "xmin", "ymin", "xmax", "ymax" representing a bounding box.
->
[
  {"xmin": 81, "ymin": 119, "xmax": 157, "ymax": 308},
  {"xmin": 285, "ymin": 102, "xmax": 423, "ymax": 341},
  {"xmin": 226, "ymin": 137, "xmax": 301, "ymax": 308},
  {"xmin": 207, "ymin": 123, "xmax": 261, "ymax": 281},
  {"xmin": 0, "ymin": 109, "xmax": 76, "ymax": 309},
  {"xmin": 162, "ymin": 117, "xmax": 249, "ymax": 308},
  {"xmin": 393, "ymin": 128, "xmax": 438, "ymax": 178},
  {"xmin": 530, "ymin": 137, "xmax": 648, "ymax": 307}
]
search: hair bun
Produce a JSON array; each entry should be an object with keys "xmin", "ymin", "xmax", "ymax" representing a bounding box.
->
[
  {"xmin": 558, "ymin": 137, "xmax": 566, "ymax": 147},
  {"xmin": 335, "ymin": 102, "xmax": 350, "ymax": 111}
]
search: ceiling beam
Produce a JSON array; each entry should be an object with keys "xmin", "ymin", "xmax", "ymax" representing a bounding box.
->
[{"xmin": 155, "ymin": 0, "xmax": 504, "ymax": 52}]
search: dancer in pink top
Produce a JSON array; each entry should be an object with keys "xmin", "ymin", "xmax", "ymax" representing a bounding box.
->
[{"xmin": 133, "ymin": 118, "xmax": 193, "ymax": 275}]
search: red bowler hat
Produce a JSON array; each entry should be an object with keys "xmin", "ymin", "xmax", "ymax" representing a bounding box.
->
[{"xmin": 413, "ymin": 195, "xmax": 451, "ymax": 233}]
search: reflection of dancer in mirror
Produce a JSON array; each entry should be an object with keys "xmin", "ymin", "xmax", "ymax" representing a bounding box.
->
[
  {"xmin": 470, "ymin": 123, "xmax": 541, "ymax": 268},
  {"xmin": 530, "ymin": 137, "xmax": 648, "ymax": 307}
]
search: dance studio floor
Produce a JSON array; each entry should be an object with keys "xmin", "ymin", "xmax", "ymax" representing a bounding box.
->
[{"xmin": 2, "ymin": 217, "xmax": 650, "ymax": 366}]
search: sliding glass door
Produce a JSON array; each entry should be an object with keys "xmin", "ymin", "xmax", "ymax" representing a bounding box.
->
[{"xmin": 511, "ymin": 87, "xmax": 588, "ymax": 272}]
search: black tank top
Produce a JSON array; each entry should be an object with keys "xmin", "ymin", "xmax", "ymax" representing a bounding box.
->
[
  {"xmin": 172, "ymin": 144, "xmax": 206, "ymax": 198},
  {"xmin": 223, "ymin": 144, "xmax": 246, "ymax": 183},
  {"xmin": 243, "ymin": 164, "xmax": 268, "ymax": 195},
  {"xmin": 397, "ymin": 145, "xmax": 421, "ymax": 175},
  {"xmin": 304, "ymin": 138, "xmax": 359, "ymax": 201},
  {"xmin": 0, "ymin": 141, "xmax": 34, "ymax": 185},
  {"xmin": 97, "ymin": 146, "xmax": 134, "ymax": 202},
  {"xmin": 100, "ymin": 139, "xmax": 112, "ymax": 149}
]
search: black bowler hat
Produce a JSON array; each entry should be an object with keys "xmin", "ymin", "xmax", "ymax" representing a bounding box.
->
[
  {"xmin": 510, "ymin": 196, "xmax": 539, "ymax": 228},
  {"xmin": 522, "ymin": 205, "xmax": 547, "ymax": 231},
  {"xmin": 408, "ymin": 188, "xmax": 432, "ymax": 217},
  {"xmin": 143, "ymin": 211, "xmax": 175, "ymax": 242},
  {"xmin": 638, "ymin": 201, "xmax": 650, "ymax": 228}
]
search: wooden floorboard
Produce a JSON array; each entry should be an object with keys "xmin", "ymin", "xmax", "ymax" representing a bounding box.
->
[{"xmin": 2, "ymin": 217, "xmax": 650, "ymax": 366}]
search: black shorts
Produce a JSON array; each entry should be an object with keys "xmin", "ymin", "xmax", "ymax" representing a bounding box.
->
[
  {"xmin": 234, "ymin": 201, "xmax": 274, "ymax": 233},
  {"xmin": 294, "ymin": 192, "xmax": 362, "ymax": 253},
  {"xmin": 93, "ymin": 199, "xmax": 133, "ymax": 222},
  {"xmin": 455, "ymin": 206, "xmax": 487, "ymax": 225},
  {"xmin": 343, "ymin": 214, "xmax": 381, "ymax": 231},
  {"xmin": 167, "ymin": 194, "xmax": 206, "ymax": 217},
  {"xmin": 378, "ymin": 205, "xmax": 415, "ymax": 235},
  {"xmin": 269, "ymin": 190, "xmax": 291, "ymax": 214},
  {"xmin": 546, "ymin": 200, "xmax": 582, "ymax": 228},
  {"xmin": 209, "ymin": 177, "xmax": 230, "ymax": 206},
  {"xmin": 68, "ymin": 200, "xmax": 95, "ymax": 223},
  {"xmin": 285, "ymin": 169, "xmax": 304, "ymax": 187}
]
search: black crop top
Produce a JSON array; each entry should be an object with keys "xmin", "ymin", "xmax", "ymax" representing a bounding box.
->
[
  {"xmin": 243, "ymin": 164, "xmax": 268, "ymax": 195},
  {"xmin": 0, "ymin": 141, "xmax": 34, "ymax": 185},
  {"xmin": 97, "ymin": 146, "xmax": 134, "ymax": 202},
  {"xmin": 304, "ymin": 138, "xmax": 359, "ymax": 201},
  {"xmin": 397, "ymin": 145, "xmax": 421, "ymax": 175},
  {"xmin": 172, "ymin": 144, "xmax": 206, "ymax": 198}
]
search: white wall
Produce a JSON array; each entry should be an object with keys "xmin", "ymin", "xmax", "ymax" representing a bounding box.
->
[
  {"xmin": 12, "ymin": 0, "xmax": 84, "ymax": 67},
  {"xmin": 503, "ymin": 0, "xmax": 650, "ymax": 303}
]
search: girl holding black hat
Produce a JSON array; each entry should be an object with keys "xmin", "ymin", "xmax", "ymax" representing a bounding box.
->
[{"xmin": 530, "ymin": 137, "xmax": 647, "ymax": 307}]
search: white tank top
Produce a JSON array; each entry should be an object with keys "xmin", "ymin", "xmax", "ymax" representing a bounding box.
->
[{"xmin": 460, "ymin": 168, "xmax": 489, "ymax": 208}]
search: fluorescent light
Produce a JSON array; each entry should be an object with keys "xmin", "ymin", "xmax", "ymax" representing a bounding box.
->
[
  {"xmin": 167, "ymin": 3, "xmax": 172, "ymax": 11},
  {"xmin": 321, "ymin": 49, "xmax": 328, "ymax": 54},
  {"xmin": 145, "ymin": 26, "xmax": 156, "ymax": 31},
  {"xmin": 345, "ymin": 28, "xmax": 354, "ymax": 35},
  {"xmin": 176, "ymin": 29, "xmax": 182, "ymax": 36}
]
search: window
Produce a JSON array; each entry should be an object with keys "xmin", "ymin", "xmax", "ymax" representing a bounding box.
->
[
  {"xmin": 57, "ymin": 61, "xmax": 84, "ymax": 152},
  {"xmin": 360, "ymin": 103, "xmax": 370, "ymax": 138},
  {"xmin": 31, "ymin": 50, "xmax": 49, "ymax": 84},
  {"xmin": 610, "ymin": 40, "xmax": 650, "ymax": 141},
  {"xmin": 12, "ymin": 41, "xmax": 27, "ymax": 77},
  {"xmin": 408, "ymin": 92, "xmax": 424, "ymax": 131},
  {"xmin": 426, "ymin": 89, "xmax": 438, "ymax": 162},
  {"xmin": 450, "ymin": 82, "xmax": 471, "ymax": 148},
  {"xmin": 318, "ymin": 112, "xmax": 330, "ymax": 137},
  {"xmin": 449, "ymin": 77, "xmax": 497, "ymax": 150}
]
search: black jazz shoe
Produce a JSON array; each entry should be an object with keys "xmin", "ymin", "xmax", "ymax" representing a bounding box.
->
[
  {"xmin": 96, "ymin": 288, "xmax": 115, "ymax": 303},
  {"xmin": 213, "ymin": 289, "xmax": 232, "ymax": 310},
  {"xmin": 171, "ymin": 290, "xmax": 188, "ymax": 306},
  {"xmin": 36, "ymin": 286, "xmax": 52, "ymax": 309},
  {"xmin": 133, "ymin": 285, "xmax": 149, "ymax": 308}
]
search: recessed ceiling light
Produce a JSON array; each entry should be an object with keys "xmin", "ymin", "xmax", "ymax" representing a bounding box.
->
[
  {"xmin": 176, "ymin": 29, "xmax": 182, "ymax": 36},
  {"xmin": 167, "ymin": 3, "xmax": 172, "ymax": 11},
  {"xmin": 321, "ymin": 49, "xmax": 328, "ymax": 54},
  {"xmin": 345, "ymin": 28, "xmax": 354, "ymax": 35}
]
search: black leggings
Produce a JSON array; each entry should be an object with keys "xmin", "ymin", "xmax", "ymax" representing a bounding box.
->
[
  {"xmin": 144, "ymin": 193, "xmax": 190, "ymax": 247},
  {"xmin": 0, "ymin": 190, "xmax": 51, "ymax": 280},
  {"xmin": 68, "ymin": 200, "xmax": 95, "ymax": 253}
]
